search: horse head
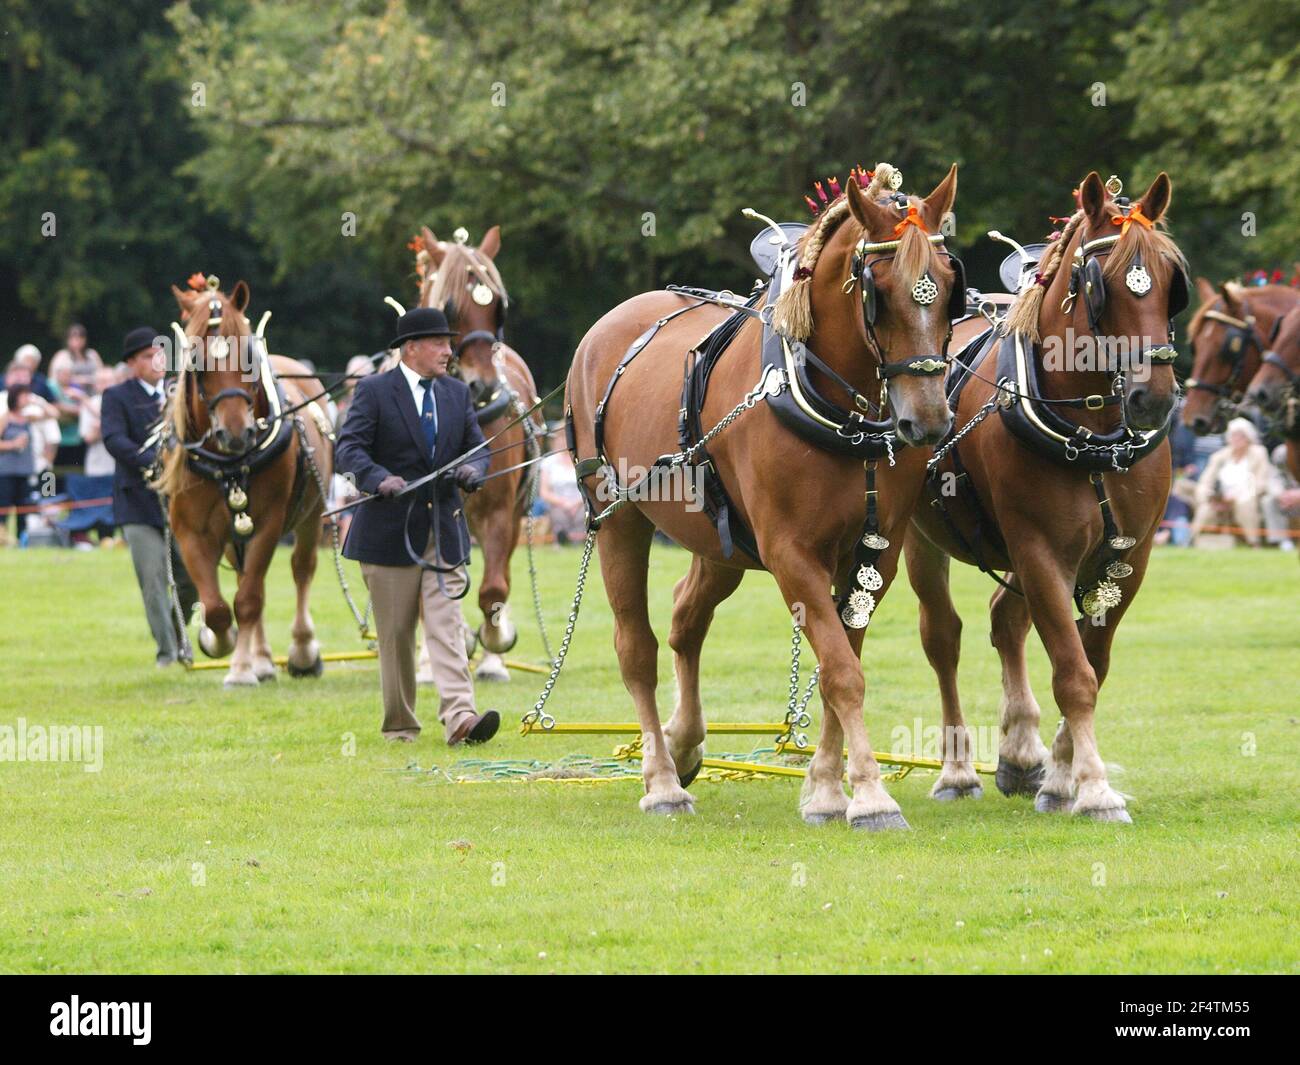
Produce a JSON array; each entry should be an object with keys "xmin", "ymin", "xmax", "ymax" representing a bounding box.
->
[
  {"xmin": 1247, "ymin": 304, "xmax": 1300, "ymax": 417},
  {"xmin": 417, "ymin": 225, "xmax": 508, "ymax": 407},
  {"xmin": 1183, "ymin": 278, "xmax": 1263, "ymax": 435},
  {"xmin": 784, "ymin": 163, "xmax": 959, "ymax": 447},
  {"xmin": 170, "ymin": 276, "xmax": 263, "ymax": 456}
]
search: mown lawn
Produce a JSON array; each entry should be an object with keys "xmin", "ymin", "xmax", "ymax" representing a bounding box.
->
[{"xmin": 0, "ymin": 541, "xmax": 1295, "ymax": 973}]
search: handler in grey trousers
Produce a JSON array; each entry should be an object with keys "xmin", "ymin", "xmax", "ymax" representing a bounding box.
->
[{"xmin": 100, "ymin": 327, "xmax": 197, "ymax": 666}]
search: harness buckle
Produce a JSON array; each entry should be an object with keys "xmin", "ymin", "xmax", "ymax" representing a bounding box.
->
[{"xmin": 1084, "ymin": 394, "xmax": 1105, "ymax": 411}]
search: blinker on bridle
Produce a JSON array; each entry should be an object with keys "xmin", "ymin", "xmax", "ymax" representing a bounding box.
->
[{"xmin": 844, "ymin": 204, "xmax": 966, "ymax": 380}]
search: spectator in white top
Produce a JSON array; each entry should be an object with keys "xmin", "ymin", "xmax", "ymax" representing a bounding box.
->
[{"xmin": 1191, "ymin": 418, "xmax": 1285, "ymax": 547}]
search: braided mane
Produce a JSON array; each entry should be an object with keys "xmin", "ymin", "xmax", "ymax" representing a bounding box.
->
[{"xmin": 771, "ymin": 162, "xmax": 951, "ymax": 340}]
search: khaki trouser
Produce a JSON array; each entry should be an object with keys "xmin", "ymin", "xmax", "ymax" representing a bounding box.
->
[
  {"xmin": 361, "ymin": 537, "xmax": 476, "ymax": 741},
  {"xmin": 122, "ymin": 523, "xmax": 198, "ymax": 664}
]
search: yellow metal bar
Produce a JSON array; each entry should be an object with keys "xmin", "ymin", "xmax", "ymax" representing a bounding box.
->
[
  {"xmin": 520, "ymin": 721, "xmax": 787, "ymax": 736},
  {"xmin": 186, "ymin": 650, "xmax": 379, "ymax": 671},
  {"xmin": 782, "ymin": 742, "xmax": 995, "ymax": 775}
]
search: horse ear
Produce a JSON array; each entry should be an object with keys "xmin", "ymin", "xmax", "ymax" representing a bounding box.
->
[
  {"xmin": 1137, "ymin": 171, "xmax": 1172, "ymax": 222},
  {"xmin": 845, "ymin": 174, "xmax": 884, "ymax": 233},
  {"xmin": 1220, "ymin": 281, "xmax": 1245, "ymax": 316},
  {"xmin": 1195, "ymin": 277, "xmax": 1217, "ymax": 306},
  {"xmin": 230, "ymin": 280, "xmax": 250, "ymax": 313},
  {"xmin": 421, "ymin": 226, "xmax": 446, "ymax": 267},
  {"xmin": 921, "ymin": 164, "xmax": 958, "ymax": 232},
  {"xmin": 1079, "ymin": 171, "xmax": 1107, "ymax": 221},
  {"xmin": 171, "ymin": 284, "xmax": 193, "ymax": 316},
  {"xmin": 478, "ymin": 225, "xmax": 501, "ymax": 260}
]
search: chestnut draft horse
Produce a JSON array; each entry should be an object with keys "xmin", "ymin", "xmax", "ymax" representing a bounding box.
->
[
  {"xmin": 1247, "ymin": 303, "xmax": 1300, "ymax": 481},
  {"xmin": 567, "ymin": 163, "xmax": 961, "ymax": 826},
  {"xmin": 1181, "ymin": 280, "xmax": 1300, "ymax": 436},
  {"xmin": 415, "ymin": 226, "xmax": 542, "ymax": 681},
  {"xmin": 157, "ymin": 277, "xmax": 333, "ymax": 688},
  {"xmin": 907, "ymin": 172, "xmax": 1188, "ymax": 822}
]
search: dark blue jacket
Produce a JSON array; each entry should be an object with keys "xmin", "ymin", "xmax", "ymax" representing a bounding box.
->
[
  {"xmin": 336, "ymin": 368, "xmax": 489, "ymax": 567},
  {"xmin": 100, "ymin": 377, "xmax": 166, "ymax": 528}
]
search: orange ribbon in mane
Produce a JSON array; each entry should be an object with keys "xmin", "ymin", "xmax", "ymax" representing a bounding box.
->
[
  {"xmin": 1111, "ymin": 206, "xmax": 1154, "ymax": 236},
  {"xmin": 893, "ymin": 204, "xmax": 928, "ymax": 236},
  {"xmin": 186, "ymin": 272, "xmax": 207, "ymax": 291}
]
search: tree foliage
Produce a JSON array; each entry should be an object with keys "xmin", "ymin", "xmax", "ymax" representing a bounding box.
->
[{"xmin": 2, "ymin": 0, "xmax": 1297, "ymax": 382}]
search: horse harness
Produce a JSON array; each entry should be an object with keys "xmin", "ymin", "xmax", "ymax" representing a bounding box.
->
[
  {"xmin": 924, "ymin": 210, "xmax": 1185, "ymax": 617},
  {"xmin": 567, "ymin": 215, "xmax": 970, "ymax": 630},
  {"xmin": 163, "ymin": 298, "xmax": 314, "ymax": 570},
  {"xmin": 1186, "ymin": 304, "xmax": 1267, "ymax": 425}
]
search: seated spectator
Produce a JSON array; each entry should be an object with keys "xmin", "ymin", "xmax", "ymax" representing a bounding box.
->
[
  {"xmin": 0, "ymin": 383, "xmax": 38, "ymax": 545},
  {"xmin": 12, "ymin": 345, "xmax": 54, "ymax": 402},
  {"xmin": 537, "ymin": 440, "xmax": 584, "ymax": 545},
  {"xmin": 53, "ymin": 324, "xmax": 103, "ymax": 394},
  {"xmin": 1191, "ymin": 418, "xmax": 1284, "ymax": 547}
]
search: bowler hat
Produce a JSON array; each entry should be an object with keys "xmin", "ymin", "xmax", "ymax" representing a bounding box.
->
[
  {"xmin": 389, "ymin": 307, "xmax": 457, "ymax": 350},
  {"xmin": 121, "ymin": 326, "xmax": 161, "ymax": 361}
]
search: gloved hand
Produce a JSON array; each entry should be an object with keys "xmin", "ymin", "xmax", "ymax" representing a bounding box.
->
[
  {"xmin": 455, "ymin": 465, "xmax": 485, "ymax": 494},
  {"xmin": 376, "ymin": 474, "xmax": 408, "ymax": 498},
  {"xmin": 438, "ymin": 466, "xmax": 484, "ymax": 494}
]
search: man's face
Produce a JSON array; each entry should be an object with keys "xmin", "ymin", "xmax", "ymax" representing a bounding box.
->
[
  {"xmin": 402, "ymin": 335, "xmax": 453, "ymax": 379},
  {"xmin": 132, "ymin": 346, "xmax": 166, "ymax": 385}
]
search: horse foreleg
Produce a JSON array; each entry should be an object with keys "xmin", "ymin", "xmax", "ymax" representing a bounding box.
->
[
  {"xmin": 224, "ymin": 530, "xmax": 279, "ymax": 688},
  {"xmin": 990, "ymin": 580, "xmax": 1051, "ymax": 798},
  {"xmin": 597, "ymin": 508, "xmax": 692, "ymax": 815},
  {"xmin": 904, "ymin": 530, "xmax": 981, "ymax": 801},
  {"xmin": 664, "ymin": 556, "xmax": 744, "ymax": 788},
  {"xmin": 1016, "ymin": 552, "xmax": 1129, "ymax": 822},
  {"xmin": 173, "ymin": 519, "xmax": 235, "ymax": 660},
  {"xmin": 770, "ymin": 549, "xmax": 906, "ymax": 831},
  {"xmin": 286, "ymin": 520, "xmax": 323, "ymax": 677},
  {"xmin": 250, "ymin": 618, "xmax": 276, "ymax": 682},
  {"xmin": 472, "ymin": 502, "xmax": 517, "ymax": 681}
]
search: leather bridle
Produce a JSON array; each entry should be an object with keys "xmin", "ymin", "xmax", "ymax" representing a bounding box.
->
[{"xmin": 1185, "ymin": 307, "xmax": 1264, "ymax": 410}]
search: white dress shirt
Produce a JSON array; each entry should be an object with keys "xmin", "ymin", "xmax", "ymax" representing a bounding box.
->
[{"xmin": 397, "ymin": 360, "xmax": 438, "ymax": 454}]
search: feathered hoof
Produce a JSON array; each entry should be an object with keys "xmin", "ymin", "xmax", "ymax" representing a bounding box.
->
[
  {"xmin": 198, "ymin": 625, "xmax": 235, "ymax": 659},
  {"xmin": 643, "ymin": 799, "xmax": 695, "ymax": 817},
  {"xmin": 256, "ymin": 668, "xmax": 278, "ymax": 683},
  {"xmin": 850, "ymin": 810, "xmax": 911, "ymax": 832},
  {"xmin": 286, "ymin": 655, "xmax": 323, "ymax": 679},
  {"xmin": 477, "ymin": 622, "xmax": 518, "ymax": 655},
  {"xmin": 932, "ymin": 783, "xmax": 984, "ymax": 802},
  {"xmin": 1075, "ymin": 804, "xmax": 1132, "ymax": 824},
  {"xmin": 222, "ymin": 671, "xmax": 260, "ymax": 689},
  {"xmin": 474, "ymin": 658, "xmax": 511, "ymax": 683},
  {"xmin": 1033, "ymin": 791, "xmax": 1073, "ymax": 813},
  {"xmin": 996, "ymin": 758, "xmax": 1046, "ymax": 797}
]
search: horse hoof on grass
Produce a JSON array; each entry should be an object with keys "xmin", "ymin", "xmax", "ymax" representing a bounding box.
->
[
  {"xmin": 801, "ymin": 810, "xmax": 845, "ymax": 825},
  {"xmin": 222, "ymin": 673, "xmax": 259, "ymax": 689},
  {"xmin": 256, "ymin": 670, "xmax": 277, "ymax": 683},
  {"xmin": 1033, "ymin": 791, "xmax": 1072, "ymax": 814},
  {"xmin": 1076, "ymin": 805, "xmax": 1132, "ymax": 824},
  {"xmin": 286, "ymin": 655, "xmax": 324, "ymax": 679},
  {"xmin": 850, "ymin": 811, "xmax": 911, "ymax": 832},
  {"xmin": 932, "ymin": 783, "xmax": 983, "ymax": 802},
  {"xmin": 474, "ymin": 661, "xmax": 511, "ymax": 683},
  {"xmin": 996, "ymin": 758, "xmax": 1045, "ymax": 797},
  {"xmin": 644, "ymin": 800, "xmax": 695, "ymax": 817}
]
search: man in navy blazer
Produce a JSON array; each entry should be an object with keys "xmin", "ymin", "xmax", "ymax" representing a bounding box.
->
[
  {"xmin": 336, "ymin": 307, "xmax": 497, "ymax": 746},
  {"xmin": 100, "ymin": 326, "xmax": 197, "ymax": 666}
]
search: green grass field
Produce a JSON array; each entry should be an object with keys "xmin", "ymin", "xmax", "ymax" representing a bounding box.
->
[{"xmin": 0, "ymin": 541, "xmax": 1295, "ymax": 973}]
